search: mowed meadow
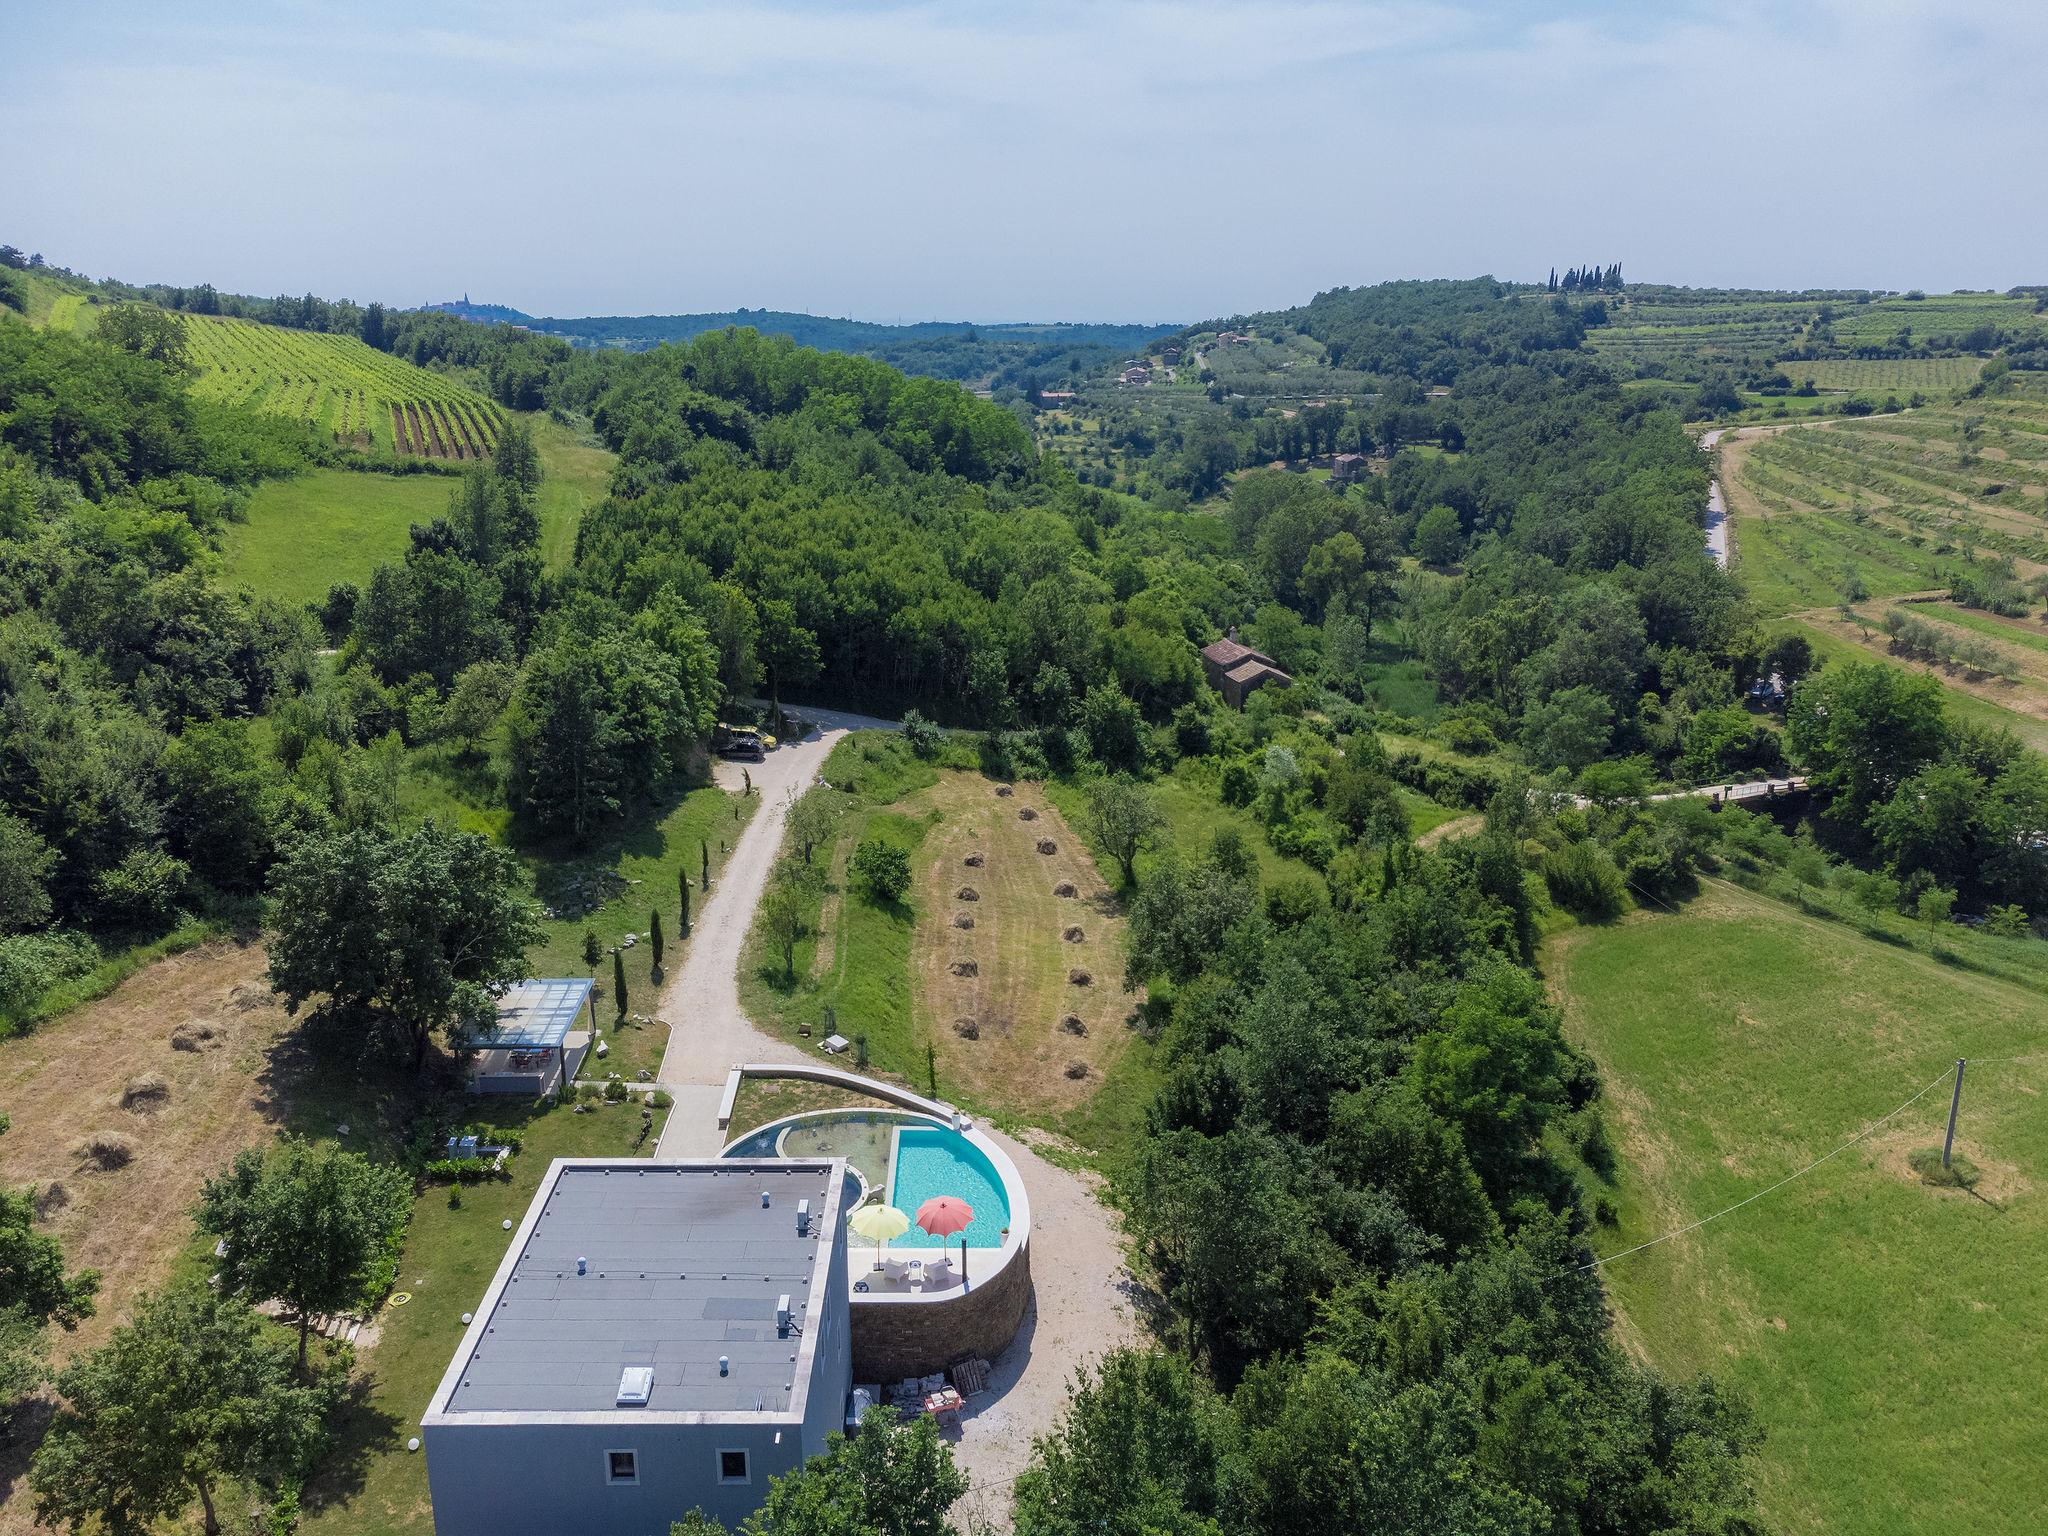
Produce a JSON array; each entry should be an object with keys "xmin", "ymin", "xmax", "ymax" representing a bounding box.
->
[{"xmin": 1549, "ymin": 881, "xmax": 2048, "ymax": 1536}]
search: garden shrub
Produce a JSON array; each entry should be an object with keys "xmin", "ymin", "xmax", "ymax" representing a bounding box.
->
[
  {"xmin": 1542, "ymin": 838, "xmax": 1627, "ymax": 918},
  {"xmin": 850, "ymin": 838, "xmax": 911, "ymax": 902}
]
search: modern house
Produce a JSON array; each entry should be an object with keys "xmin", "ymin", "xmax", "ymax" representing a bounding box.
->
[
  {"xmin": 464, "ymin": 979, "xmax": 594, "ymax": 1097},
  {"xmin": 423, "ymin": 1158, "xmax": 853, "ymax": 1536},
  {"xmin": 1200, "ymin": 630, "xmax": 1293, "ymax": 709}
]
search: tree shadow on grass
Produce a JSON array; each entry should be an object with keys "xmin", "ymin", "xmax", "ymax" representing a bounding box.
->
[
  {"xmin": 0, "ymin": 1395, "xmax": 56, "ymax": 1517},
  {"xmin": 299, "ymin": 1363, "xmax": 406, "ymax": 1519}
]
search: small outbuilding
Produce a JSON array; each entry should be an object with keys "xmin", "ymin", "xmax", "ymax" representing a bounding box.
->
[{"xmin": 463, "ymin": 978, "xmax": 593, "ymax": 1097}]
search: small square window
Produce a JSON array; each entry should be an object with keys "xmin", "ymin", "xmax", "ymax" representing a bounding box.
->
[
  {"xmin": 607, "ymin": 1450, "xmax": 638, "ymax": 1485},
  {"xmin": 718, "ymin": 1449, "xmax": 750, "ymax": 1484}
]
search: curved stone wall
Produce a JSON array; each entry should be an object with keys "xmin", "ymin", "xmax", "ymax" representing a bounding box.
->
[{"xmin": 849, "ymin": 1237, "xmax": 1033, "ymax": 1380}]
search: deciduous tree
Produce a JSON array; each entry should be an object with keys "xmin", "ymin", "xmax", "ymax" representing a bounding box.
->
[
  {"xmin": 267, "ymin": 820, "xmax": 539, "ymax": 1068},
  {"xmin": 30, "ymin": 1288, "xmax": 341, "ymax": 1536},
  {"xmin": 196, "ymin": 1138, "xmax": 410, "ymax": 1371}
]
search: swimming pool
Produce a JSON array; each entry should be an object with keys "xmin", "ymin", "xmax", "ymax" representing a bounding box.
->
[
  {"xmin": 720, "ymin": 1109, "xmax": 1012, "ymax": 1248},
  {"xmin": 885, "ymin": 1125, "xmax": 1010, "ymax": 1249}
]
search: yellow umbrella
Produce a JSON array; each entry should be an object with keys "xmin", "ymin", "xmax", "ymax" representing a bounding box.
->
[{"xmin": 847, "ymin": 1203, "xmax": 910, "ymax": 1270}]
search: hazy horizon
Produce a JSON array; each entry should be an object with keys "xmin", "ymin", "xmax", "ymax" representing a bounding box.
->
[{"xmin": 6, "ymin": 0, "xmax": 2045, "ymax": 324}]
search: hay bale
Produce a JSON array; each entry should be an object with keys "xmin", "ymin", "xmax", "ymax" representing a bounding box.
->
[
  {"xmin": 1062, "ymin": 926, "xmax": 1085, "ymax": 943},
  {"xmin": 1060, "ymin": 1015, "xmax": 1088, "ymax": 1036},
  {"xmin": 75, "ymin": 1133, "xmax": 136, "ymax": 1172},
  {"xmin": 120, "ymin": 1075, "xmax": 169, "ymax": 1112},
  {"xmin": 963, "ymin": 853, "xmax": 984, "ymax": 868},
  {"xmin": 951, "ymin": 959, "xmax": 979, "ymax": 977},
  {"xmin": 994, "ymin": 784, "xmax": 1014, "ymax": 798},
  {"xmin": 1067, "ymin": 968, "xmax": 1092, "ymax": 986},
  {"xmin": 956, "ymin": 887, "xmax": 980, "ymax": 901},
  {"xmin": 953, "ymin": 913, "xmax": 976, "ymax": 930},
  {"xmin": 1036, "ymin": 838, "xmax": 1057, "ymax": 855},
  {"xmin": 1064, "ymin": 1060, "xmax": 1089, "ymax": 1080},
  {"xmin": 952, "ymin": 1017, "xmax": 980, "ymax": 1041},
  {"xmin": 1053, "ymin": 881, "xmax": 1078, "ymax": 898},
  {"xmin": 1018, "ymin": 806, "xmax": 1038, "ymax": 821},
  {"xmin": 170, "ymin": 1021, "xmax": 224, "ymax": 1052}
]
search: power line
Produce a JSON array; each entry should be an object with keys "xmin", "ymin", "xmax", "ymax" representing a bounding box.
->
[{"xmin": 1555, "ymin": 1060, "xmax": 1968, "ymax": 1280}]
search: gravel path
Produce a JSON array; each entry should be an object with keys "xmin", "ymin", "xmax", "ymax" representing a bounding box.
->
[
  {"xmin": 1700, "ymin": 426, "xmax": 1731, "ymax": 569},
  {"xmin": 648, "ymin": 711, "xmax": 1141, "ymax": 1520}
]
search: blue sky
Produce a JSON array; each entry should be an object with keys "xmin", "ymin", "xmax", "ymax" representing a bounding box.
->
[{"xmin": 5, "ymin": 1, "xmax": 2043, "ymax": 322}]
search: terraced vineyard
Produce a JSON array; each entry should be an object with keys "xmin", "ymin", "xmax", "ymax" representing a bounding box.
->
[
  {"xmin": 1588, "ymin": 289, "xmax": 1821, "ymax": 377},
  {"xmin": 181, "ymin": 314, "xmax": 504, "ymax": 460},
  {"xmin": 1725, "ymin": 380, "xmax": 2048, "ymax": 617},
  {"xmin": 1783, "ymin": 357, "xmax": 1988, "ymax": 393},
  {"xmin": 1590, "ymin": 286, "xmax": 2048, "ymax": 382}
]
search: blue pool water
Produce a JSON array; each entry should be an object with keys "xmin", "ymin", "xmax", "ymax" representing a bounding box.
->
[
  {"xmin": 722, "ymin": 1109, "xmax": 1013, "ymax": 1248},
  {"xmin": 887, "ymin": 1126, "xmax": 1010, "ymax": 1249}
]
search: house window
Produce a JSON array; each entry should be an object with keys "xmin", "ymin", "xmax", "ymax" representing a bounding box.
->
[
  {"xmin": 718, "ymin": 1448, "xmax": 750, "ymax": 1485},
  {"xmin": 606, "ymin": 1449, "xmax": 638, "ymax": 1485}
]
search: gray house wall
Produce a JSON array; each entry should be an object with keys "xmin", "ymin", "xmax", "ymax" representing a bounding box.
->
[{"xmin": 424, "ymin": 1419, "xmax": 808, "ymax": 1536}]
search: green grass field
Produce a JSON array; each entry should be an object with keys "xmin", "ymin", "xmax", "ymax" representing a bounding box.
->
[
  {"xmin": 180, "ymin": 313, "xmax": 503, "ymax": 462},
  {"xmin": 739, "ymin": 733, "xmax": 939, "ymax": 1086},
  {"xmin": 223, "ymin": 469, "xmax": 453, "ymax": 605},
  {"xmin": 523, "ymin": 778, "xmax": 757, "ymax": 1085},
  {"xmin": 1550, "ymin": 881, "xmax": 2048, "ymax": 1536},
  {"xmin": 221, "ymin": 413, "xmax": 610, "ymax": 604},
  {"xmin": 526, "ymin": 412, "xmax": 614, "ymax": 571}
]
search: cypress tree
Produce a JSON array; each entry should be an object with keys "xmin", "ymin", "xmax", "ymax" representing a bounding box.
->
[
  {"xmin": 702, "ymin": 840, "xmax": 710, "ymax": 891},
  {"xmin": 613, "ymin": 949, "xmax": 628, "ymax": 1019},
  {"xmin": 650, "ymin": 910, "xmax": 664, "ymax": 973},
  {"xmin": 679, "ymin": 866, "xmax": 691, "ymax": 935}
]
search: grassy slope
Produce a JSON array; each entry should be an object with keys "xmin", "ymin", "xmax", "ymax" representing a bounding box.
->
[
  {"xmin": 522, "ymin": 779, "xmax": 756, "ymax": 1084},
  {"xmin": 1548, "ymin": 880, "xmax": 2048, "ymax": 1536},
  {"xmin": 220, "ymin": 412, "xmax": 612, "ymax": 606},
  {"xmin": 527, "ymin": 413, "xmax": 612, "ymax": 571},
  {"xmin": 222, "ymin": 470, "xmax": 453, "ymax": 606}
]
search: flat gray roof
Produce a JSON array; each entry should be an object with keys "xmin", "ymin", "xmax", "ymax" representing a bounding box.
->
[{"xmin": 437, "ymin": 1160, "xmax": 842, "ymax": 1418}]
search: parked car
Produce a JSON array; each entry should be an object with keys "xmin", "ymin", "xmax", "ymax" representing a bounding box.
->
[{"xmin": 716, "ymin": 725, "xmax": 765, "ymax": 762}]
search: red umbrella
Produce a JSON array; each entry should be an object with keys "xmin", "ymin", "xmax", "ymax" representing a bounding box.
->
[{"xmin": 916, "ymin": 1196, "xmax": 975, "ymax": 1285}]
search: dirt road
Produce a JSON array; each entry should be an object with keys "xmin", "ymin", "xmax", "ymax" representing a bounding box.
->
[
  {"xmin": 1700, "ymin": 427, "xmax": 1731, "ymax": 569},
  {"xmin": 651, "ymin": 707, "xmax": 897, "ymax": 1156}
]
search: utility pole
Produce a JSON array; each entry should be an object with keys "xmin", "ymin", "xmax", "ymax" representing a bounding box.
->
[{"xmin": 1943, "ymin": 1058, "xmax": 1967, "ymax": 1170}]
